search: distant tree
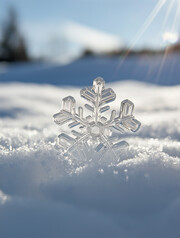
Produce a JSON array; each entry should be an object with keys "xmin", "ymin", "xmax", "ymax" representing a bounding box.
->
[
  {"xmin": 0, "ymin": 7, "xmax": 29, "ymax": 62},
  {"xmin": 81, "ymin": 49, "xmax": 95, "ymax": 57}
]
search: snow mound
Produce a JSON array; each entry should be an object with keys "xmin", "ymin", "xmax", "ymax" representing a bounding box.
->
[{"xmin": 0, "ymin": 81, "xmax": 180, "ymax": 238}]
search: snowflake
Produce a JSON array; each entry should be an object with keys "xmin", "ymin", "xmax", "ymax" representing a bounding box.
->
[{"xmin": 53, "ymin": 77, "xmax": 141, "ymax": 156}]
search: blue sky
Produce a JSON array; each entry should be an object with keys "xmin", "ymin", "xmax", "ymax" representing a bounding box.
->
[{"xmin": 1, "ymin": 0, "xmax": 179, "ymax": 61}]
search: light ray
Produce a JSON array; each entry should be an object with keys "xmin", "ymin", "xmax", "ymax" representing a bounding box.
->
[
  {"xmin": 156, "ymin": 48, "xmax": 169, "ymax": 83},
  {"xmin": 112, "ymin": 0, "xmax": 167, "ymax": 79},
  {"xmin": 161, "ymin": 0, "xmax": 176, "ymax": 31},
  {"xmin": 131, "ymin": 0, "xmax": 167, "ymax": 49},
  {"xmin": 156, "ymin": 0, "xmax": 180, "ymax": 84},
  {"xmin": 122, "ymin": 0, "xmax": 167, "ymax": 60},
  {"xmin": 171, "ymin": 0, "xmax": 180, "ymax": 32}
]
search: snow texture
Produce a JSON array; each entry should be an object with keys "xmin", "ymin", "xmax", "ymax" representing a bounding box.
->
[{"xmin": 0, "ymin": 77, "xmax": 180, "ymax": 238}]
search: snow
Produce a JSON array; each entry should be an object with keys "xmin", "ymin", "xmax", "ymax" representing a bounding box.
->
[
  {"xmin": 0, "ymin": 54, "xmax": 180, "ymax": 86},
  {"xmin": 0, "ymin": 58, "xmax": 180, "ymax": 237}
]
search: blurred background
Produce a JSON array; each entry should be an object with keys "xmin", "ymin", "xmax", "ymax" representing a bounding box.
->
[{"xmin": 0, "ymin": 0, "xmax": 180, "ymax": 86}]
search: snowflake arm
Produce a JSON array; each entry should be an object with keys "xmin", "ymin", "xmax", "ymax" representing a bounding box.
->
[
  {"xmin": 105, "ymin": 99, "xmax": 141, "ymax": 133},
  {"xmin": 53, "ymin": 96, "xmax": 89, "ymax": 150}
]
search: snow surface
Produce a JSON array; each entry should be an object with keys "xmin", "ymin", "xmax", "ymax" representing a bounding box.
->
[
  {"xmin": 1, "ymin": 54, "xmax": 180, "ymax": 86},
  {"xmin": 0, "ymin": 79, "xmax": 180, "ymax": 238}
]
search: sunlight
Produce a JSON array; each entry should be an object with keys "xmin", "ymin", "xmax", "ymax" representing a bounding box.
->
[
  {"xmin": 118, "ymin": 0, "xmax": 167, "ymax": 60},
  {"xmin": 114, "ymin": 0, "xmax": 180, "ymax": 83},
  {"xmin": 131, "ymin": 0, "xmax": 167, "ymax": 48},
  {"xmin": 114, "ymin": 0, "xmax": 168, "ymax": 77},
  {"xmin": 162, "ymin": 32, "xmax": 178, "ymax": 44},
  {"xmin": 161, "ymin": 0, "xmax": 176, "ymax": 30},
  {"xmin": 162, "ymin": 0, "xmax": 180, "ymax": 35},
  {"xmin": 126, "ymin": 0, "xmax": 180, "ymax": 52},
  {"xmin": 171, "ymin": 0, "xmax": 180, "ymax": 32},
  {"xmin": 156, "ymin": 0, "xmax": 180, "ymax": 81}
]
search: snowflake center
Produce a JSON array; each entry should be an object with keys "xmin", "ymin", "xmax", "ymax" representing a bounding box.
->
[{"xmin": 91, "ymin": 125, "xmax": 101, "ymax": 136}]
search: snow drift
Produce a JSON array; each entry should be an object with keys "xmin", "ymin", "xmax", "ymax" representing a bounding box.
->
[{"xmin": 0, "ymin": 80, "xmax": 180, "ymax": 238}]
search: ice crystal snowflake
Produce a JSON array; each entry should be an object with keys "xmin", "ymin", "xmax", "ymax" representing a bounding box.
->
[{"xmin": 53, "ymin": 77, "xmax": 141, "ymax": 156}]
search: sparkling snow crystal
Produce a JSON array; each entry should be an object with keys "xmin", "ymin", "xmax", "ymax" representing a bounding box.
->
[{"xmin": 53, "ymin": 77, "xmax": 141, "ymax": 156}]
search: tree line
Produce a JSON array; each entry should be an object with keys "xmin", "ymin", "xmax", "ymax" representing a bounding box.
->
[{"xmin": 0, "ymin": 7, "xmax": 29, "ymax": 62}]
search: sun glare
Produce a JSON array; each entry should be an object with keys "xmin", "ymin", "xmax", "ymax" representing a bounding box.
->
[
  {"xmin": 129, "ymin": 0, "xmax": 180, "ymax": 49},
  {"xmin": 161, "ymin": 0, "xmax": 180, "ymax": 44},
  {"xmin": 115, "ymin": 0, "xmax": 180, "ymax": 82},
  {"xmin": 162, "ymin": 32, "xmax": 178, "ymax": 44}
]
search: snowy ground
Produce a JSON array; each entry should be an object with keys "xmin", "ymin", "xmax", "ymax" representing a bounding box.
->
[
  {"xmin": 0, "ymin": 77, "xmax": 180, "ymax": 237},
  {"xmin": 0, "ymin": 54, "xmax": 180, "ymax": 86}
]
